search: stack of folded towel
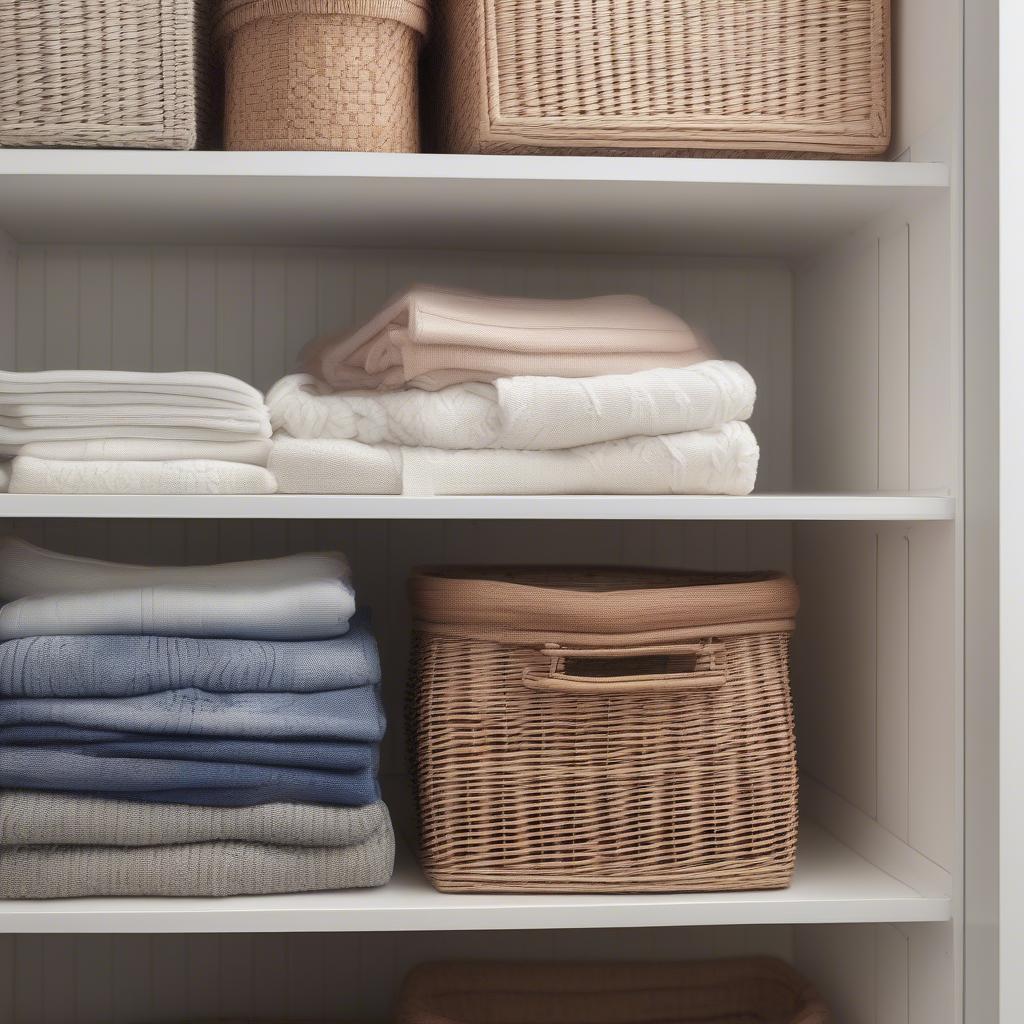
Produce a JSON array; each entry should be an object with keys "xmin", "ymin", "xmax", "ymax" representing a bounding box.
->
[
  {"xmin": 267, "ymin": 287, "xmax": 759, "ymax": 495},
  {"xmin": 0, "ymin": 538, "xmax": 392, "ymax": 899},
  {"xmin": 0, "ymin": 370, "xmax": 276, "ymax": 494}
]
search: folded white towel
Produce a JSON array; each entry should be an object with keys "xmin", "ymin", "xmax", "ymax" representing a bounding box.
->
[
  {"xmin": 0, "ymin": 370, "xmax": 265, "ymax": 408},
  {"xmin": 267, "ymin": 361, "xmax": 755, "ymax": 451},
  {"xmin": 269, "ymin": 422, "xmax": 758, "ymax": 496},
  {"xmin": 0, "ymin": 408, "xmax": 269, "ymax": 430},
  {"xmin": 8, "ymin": 457, "xmax": 277, "ymax": 495},
  {"xmin": 0, "ymin": 578, "xmax": 356, "ymax": 641},
  {"xmin": 20, "ymin": 438, "xmax": 272, "ymax": 465},
  {"xmin": 0, "ymin": 537, "xmax": 351, "ymax": 601},
  {"xmin": 0, "ymin": 425, "xmax": 272, "ymax": 456}
]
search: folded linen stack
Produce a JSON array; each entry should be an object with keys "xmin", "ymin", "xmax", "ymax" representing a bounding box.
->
[
  {"xmin": 268, "ymin": 287, "xmax": 759, "ymax": 495},
  {"xmin": 0, "ymin": 370, "xmax": 276, "ymax": 494},
  {"xmin": 0, "ymin": 538, "xmax": 393, "ymax": 899}
]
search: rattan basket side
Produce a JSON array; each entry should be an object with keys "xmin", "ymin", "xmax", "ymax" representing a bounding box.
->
[
  {"xmin": 428, "ymin": 0, "xmax": 891, "ymax": 158},
  {"xmin": 408, "ymin": 567, "xmax": 799, "ymax": 895},
  {"xmin": 396, "ymin": 958, "xmax": 832, "ymax": 1024},
  {"xmin": 0, "ymin": 0, "xmax": 210, "ymax": 149},
  {"xmin": 215, "ymin": 0, "xmax": 428, "ymax": 152}
]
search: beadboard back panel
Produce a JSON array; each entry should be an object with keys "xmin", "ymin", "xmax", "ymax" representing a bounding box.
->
[{"xmin": 0, "ymin": 923, "xmax": 948, "ymax": 1024}]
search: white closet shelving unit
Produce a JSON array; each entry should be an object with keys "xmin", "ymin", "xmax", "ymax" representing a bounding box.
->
[{"xmin": 0, "ymin": 0, "xmax": 1000, "ymax": 1021}]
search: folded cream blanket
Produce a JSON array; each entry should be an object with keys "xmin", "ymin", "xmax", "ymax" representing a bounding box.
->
[
  {"xmin": 0, "ymin": 370, "xmax": 272, "ymax": 454},
  {"xmin": 268, "ymin": 361, "xmax": 754, "ymax": 451},
  {"xmin": 9, "ymin": 457, "xmax": 277, "ymax": 494},
  {"xmin": 0, "ymin": 369, "xmax": 265, "ymax": 407},
  {"xmin": 21, "ymin": 438, "xmax": 272, "ymax": 465},
  {"xmin": 0, "ymin": 578, "xmax": 355, "ymax": 640},
  {"xmin": 0, "ymin": 537, "xmax": 350, "ymax": 600},
  {"xmin": 0, "ymin": 826, "xmax": 395, "ymax": 897},
  {"xmin": 0, "ymin": 790, "xmax": 389, "ymax": 847},
  {"xmin": 269, "ymin": 422, "xmax": 758, "ymax": 496},
  {"xmin": 302, "ymin": 286, "xmax": 711, "ymax": 390}
]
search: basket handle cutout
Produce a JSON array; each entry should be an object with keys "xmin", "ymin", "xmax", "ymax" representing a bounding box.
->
[{"xmin": 521, "ymin": 641, "xmax": 726, "ymax": 695}]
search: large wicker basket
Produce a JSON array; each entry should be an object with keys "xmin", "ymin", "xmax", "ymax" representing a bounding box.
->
[
  {"xmin": 408, "ymin": 567, "xmax": 799, "ymax": 894},
  {"xmin": 428, "ymin": 0, "xmax": 891, "ymax": 157},
  {"xmin": 397, "ymin": 959, "xmax": 831, "ymax": 1024},
  {"xmin": 214, "ymin": 0, "xmax": 428, "ymax": 152},
  {"xmin": 0, "ymin": 0, "xmax": 209, "ymax": 149}
]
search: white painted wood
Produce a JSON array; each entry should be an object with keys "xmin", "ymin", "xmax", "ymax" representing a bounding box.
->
[
  {"xmin": 0, "ymin": 825, "xmax": 950, "ymax": 935},
  {"xmin": 0, "ymin": 152, "xmax": 949, "ymax": 254},
  {"xmin": 0, "ymin": 492, "xmax": 957, "ymax": 520}
]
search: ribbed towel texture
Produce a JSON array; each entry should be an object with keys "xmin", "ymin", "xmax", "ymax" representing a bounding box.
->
[
  {"xmin": 0, "ymin": 543, "xmax": 392, "ymax": 898},
  {"xmin": 0, "ymin": 611, "xmax": 379, "ymax": 696},
  {"xmin": 0, "ymin": 370, "xmax": 274, "ymax": 492}
]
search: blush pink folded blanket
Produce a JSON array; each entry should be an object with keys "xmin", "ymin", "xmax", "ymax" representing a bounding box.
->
[{"xmin": 301, "ymin": 287, "xmax": 713, "ymax": 391}]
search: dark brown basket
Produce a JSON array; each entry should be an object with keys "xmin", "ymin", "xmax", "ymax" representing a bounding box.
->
[
  {"xmin": 408, "ymin": 566, "xmax": 799, "ymax": 894},
  {"xmin": 396, "ymin": 959, "xmax": 831, "ymax": 1024}
]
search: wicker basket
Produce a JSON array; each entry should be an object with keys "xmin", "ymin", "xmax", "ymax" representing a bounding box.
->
[
  {"xmin": 397, "ymin": 959, "xmax": 831, "ymax": 1024},
  {"xmin": 408, "ymin": 566, "xmax": 799, "ymax": 894},
  {"xmin": 214, "ymin": 0, "xmax": 428, "ymax": 152},
  {"xmin": 0, "ymin": 0, "xmax": 210, "ymax": 149},
  {"xmin": 428, "ymin": 0, "xmax": 890, "ymax": 157}
]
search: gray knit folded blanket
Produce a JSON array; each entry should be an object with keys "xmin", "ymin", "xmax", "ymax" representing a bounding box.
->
[
  {"xmin": 0, "ymin": 830, "xmax": 395, "ymax": 898},
  {"xmin": 0, "ymin": 794, "xmax": 396, "ymax": 898},
  {"xmin": 0, "ymin": 790, "xmax": 390, "ymax": 847}
]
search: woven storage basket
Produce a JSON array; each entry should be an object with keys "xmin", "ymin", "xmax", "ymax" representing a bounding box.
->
[
  {"xmin": 428, "ymin": 0, "xmax": 890, "ymax": 157},
  {"xmin": 214, "ymin": 0, "xmax": 428, "ymax": 152},
  {"xmin": 408, "ymin": 566, "xmax": 799, "ymax": 894},
  {"xmin": 397, "ymin": 958, "xmax": 831, "ymax": 1024},
  {"xmin": 0, "ymin": 0, "xmax": 209, "ymax": 149}
]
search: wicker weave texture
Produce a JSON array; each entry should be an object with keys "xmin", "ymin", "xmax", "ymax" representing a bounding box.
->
[
  {"xmin": 216, "ymin": 0, "xmax": 426, "ymax": 152},
  {"xmin": 408, "ymin": 567, "xmax": 799, "ymax": 894},
  {"xmin": 428, "ymin": 0, "xmax": 890, "ymax": 157},
  {"xmin": 397, "ymin": 958, "xmax": 831, "ymax": 1024},
  {"xmin": 0, "ymin": 0, "xmax": 208, "ymax": 149}
]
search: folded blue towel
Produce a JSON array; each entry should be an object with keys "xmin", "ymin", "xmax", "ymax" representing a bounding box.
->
[
  {"xmin": 0, "ymin": 686, "xmax": 386, "ymax": 742},
  {"xmin": 0, "ymin": 747, "xmax": 379, "ymax": 806},
  {"xmin": 0, "ymin": 610, "xmax": 380, "ymax": 697},
  {"xmin": 0, "ymin": 729, "xmax": 379, "ymax": 773}
]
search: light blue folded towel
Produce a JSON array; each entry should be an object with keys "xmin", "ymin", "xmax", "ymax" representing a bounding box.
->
[
  {"xmin": 0, "ymin": 610, "xmax": 380, "ymax": 697},
  {"xmin": 0, "ymin": 685, "xmax": 386, "ymax": 742},
  {"xmin": 0, "ymin": 747, "xmax": 379, "ymax": 806}
]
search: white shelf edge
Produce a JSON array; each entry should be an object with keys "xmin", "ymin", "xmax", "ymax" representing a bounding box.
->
[
  {"xmin": 0, "ymin": 493, "xmax": 956, "ymax": 521},
  {"xmin": 0, "ymin": 824, "xmax": 951, "ymax": 935},
  {"xmin": 0, "ymin": 150, "xmax": 952, "ymax": 189}
]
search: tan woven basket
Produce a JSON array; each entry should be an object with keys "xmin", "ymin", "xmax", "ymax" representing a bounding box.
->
[
  {"xmin": 214, "ymin": 0, "xmax": 428, "ymax": 152},
  {"xmin": 397, "ymin": 958, "xmax": 831, "ymax": 1024},
  {"xmin": 428, "ymin": 0, "xmax": 891, "ymax": 157},
  {"xmin": 0, "ymin": 0, "xmax": 210, "ymax": 149},
  {"xmin": 408, "ymin": 567, "xmax": 800, "ymax": 894}
]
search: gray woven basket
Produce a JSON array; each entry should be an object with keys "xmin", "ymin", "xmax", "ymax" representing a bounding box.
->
[{"xmin": 0, "ymin": 0, "xmax": 211, "ymax": 149}]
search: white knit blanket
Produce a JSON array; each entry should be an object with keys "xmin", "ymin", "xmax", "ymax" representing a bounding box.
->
[
  {"xmin": 269, "ymin": 422, "xmax": 758, "ymax": 496},
  {"xmin": 0, "ymin": 538, "xmax": 351, "ymax": 601},
  {"xmin": 267, "ymin": 361, "xmax": 754, "ymax": 451},
  {"xmin": 9, "ymin": 458, "xmax": 277, "ymax": 495}
]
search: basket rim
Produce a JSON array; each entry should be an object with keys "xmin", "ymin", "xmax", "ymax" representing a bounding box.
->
[
  {"xmin": 409, "ymin": 566, "xmax": 799, "ymax": 635},
  {"xmin": 214, "ymin": 0, "xmax": 429, "ymax": 40}
]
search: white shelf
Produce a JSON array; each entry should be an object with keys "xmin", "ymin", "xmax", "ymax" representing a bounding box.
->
[
  {"xmin": 0, "ymin": 824, "xmax": 950, "ymax": 934},
  {"xmin": 0, "ymin": 492, "xmax": 956, "ymax": 520},
  {"xmin": 0, "ymin": 151, "xmax": 948, "ymax": 254}
]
